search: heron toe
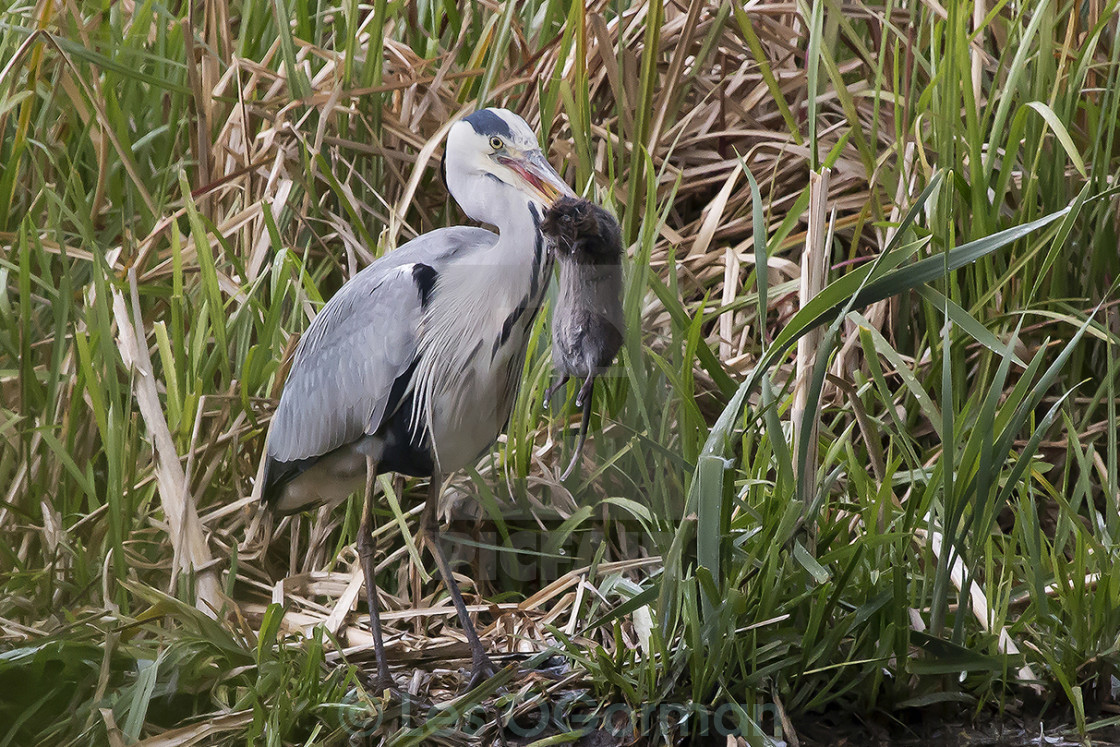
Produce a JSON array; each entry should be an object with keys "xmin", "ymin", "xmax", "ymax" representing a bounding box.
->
[
  {"xmin": 369, "ymin": 671, "xmax": 400, "ymax": 700},
  {"xmin": 465, "ymin": 653, "xmax": 498, "ymax": 692}
]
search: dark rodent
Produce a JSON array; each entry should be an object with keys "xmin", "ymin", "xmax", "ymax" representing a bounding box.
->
[
  {"xmin": 541, "ymin": 196, "xmax": 625, "ymax": 479},
  {"xmin": 542, "ymin": 196, "xmax": 624, "ymax": 264}
]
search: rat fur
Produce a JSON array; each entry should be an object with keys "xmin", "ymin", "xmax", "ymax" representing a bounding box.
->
[{"xmin": 541, "ymin": 196, "xmax": 624, "ymax": 479}]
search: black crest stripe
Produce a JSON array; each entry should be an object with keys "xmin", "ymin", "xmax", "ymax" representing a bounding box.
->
[{"xmin": 464, "ymin": 109, "xmax": 515, "ymax": 139}]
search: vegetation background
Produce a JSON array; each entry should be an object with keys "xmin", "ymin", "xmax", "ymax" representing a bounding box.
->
[{"xmin": 1, "ymin": 0, "xmax": 1119, "ymax": 744}]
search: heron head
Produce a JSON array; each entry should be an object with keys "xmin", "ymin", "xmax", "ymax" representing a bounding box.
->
[{"xmin": 443, "ymin": 108, "xmax": 575, "ymax": 225}]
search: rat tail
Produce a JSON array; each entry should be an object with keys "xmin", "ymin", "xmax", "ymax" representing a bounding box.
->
[{"xmin": 561, "ymin": 378, "xmax": 594, "ymax": 480}]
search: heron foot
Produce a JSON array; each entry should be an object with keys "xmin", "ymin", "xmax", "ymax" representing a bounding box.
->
[
  {"xmin": 527, "ymin": 654, "xmax": 569, "ymax": 680},
  {"xmin": 464, "ymin": 652, "xmax": 498, "ymax": 692},
  {"xmin": 367, "ymin": 670, "xmax": 402, "ymax": 701}
]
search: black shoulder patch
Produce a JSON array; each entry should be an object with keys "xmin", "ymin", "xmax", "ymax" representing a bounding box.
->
[
  {"xmin": 412, "ymin": 263, "xmax": 438, "ymax": 307},
  {"xmin": 464, "ymin": 109, "xmax": 515, "ymax": 139}
]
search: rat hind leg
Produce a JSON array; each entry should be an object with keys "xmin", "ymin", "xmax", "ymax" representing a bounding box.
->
[
  {"xmin": 545, "ymin": 375, "xmax": 571, "ymax": 408},
  {"xmin": 576, "ymin": 374, "xmax": 596, "ymax": 407}
]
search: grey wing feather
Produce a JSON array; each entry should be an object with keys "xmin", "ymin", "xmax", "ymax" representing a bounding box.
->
[
  {"xmin": 366, "ymin": 226, "xmax": 495, "ymax": 273},
  {"xmin": 267, "ymin": 265, "xmax": 419, "ymax": 463},
  {"xmin": 266, "ymin": 226, "xmax": 497, "ymax": 463}
]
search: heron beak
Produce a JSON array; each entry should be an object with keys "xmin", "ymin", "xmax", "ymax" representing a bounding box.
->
[{"xmin": 498, "ymin": 151, "xmax": 575, "ymax": 206}]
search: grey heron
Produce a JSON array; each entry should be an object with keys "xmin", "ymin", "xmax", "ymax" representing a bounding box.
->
[
  {"xmin": 541, "ymin": 197, "xmax": 624, "ymax": 479},
  {"xmin": 259, "ymin": 108, "xmax": 575, "ymax": 691}
]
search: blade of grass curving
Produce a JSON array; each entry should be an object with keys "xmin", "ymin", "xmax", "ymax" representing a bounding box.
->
[
  {"xmin": 963, "ymin": 321, "xmax": 1022, "ymax": 544},
  {"xmin": 696, "ymin": 454, "xmax": 727, "ymax": 621},
  {"xmin": 850, "ymin": 205, "xmax": 1070, "ymax": 315},
  {"xmin": 312, "ymin": 151, "xmax": 377, "ymax": 252},
  {"xmin": 648, "ymin": 274, "xmax": 736, "ymax": 398},
  {"xmin": 1025, "ymin": 182, "xmax": 1092, "ymax": 304},
  {"xmin": 741, "ymin": 161, "xmax": 769, "ymax": 345},
  {"xmin": 180, "ymin": 173, "xmax": 231, "ymax": 381},
  {"xmin": 931, "ymin": 282, "xmax": 956, "ymax": 639},
  {"xmin": 982, "ymin": 0, "xmax": 1050, "ymax": 180},
  {"xmin": 476, "ymin": 0, "xmax": 515, "ymax": 106},
  {"xmin": 701, "ymin": 173, "xmax": 945, "ymax": 458},
  {"xmin": 378, "ymin": 475, "xmax": 429, "ymax": 583},
  {"xmin": 731, "ymin": 5, "xmax": 801, "ymax": 143},
  {"xmin": 804, "ymin": 0, "xmax": 825, "ymax": 170},
  {"xmin": 794, "ymin": 195, "xmax": 913, "ymax": 508},
  {"xmin": 990, "ymin": 305, "xmax": 1103, "ymax": 511},
  {"xmin": 121, "ymin": 650, "xmax": 161, "ymax": 740},
  {"xmin": 624, "ymin": 3, "xmax": 661, "ymax": 241},
  {"xmin": 272, "ymin": 0, "xmax": 310, "ymax": 100},
  {"xmin": 760, "ymin": 376, "xmax": 793, "ymax": 496},
  {"xmin": 1024, "ymin": 101, "xmax": 1087, "ymax": 178},
  {"xmin": 915, "ymin": 285, "xmax": 1026, "ymax": 366}
]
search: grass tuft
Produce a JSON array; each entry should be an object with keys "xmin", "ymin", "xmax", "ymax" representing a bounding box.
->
[{"xmin": 2, "ymin": 0, "xmax": 1119, "ymax": 743}]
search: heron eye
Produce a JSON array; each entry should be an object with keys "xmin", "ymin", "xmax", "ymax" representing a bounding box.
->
[{"xmin": 489, "ymin": 136, "xmax": 503, "ymax": 150}]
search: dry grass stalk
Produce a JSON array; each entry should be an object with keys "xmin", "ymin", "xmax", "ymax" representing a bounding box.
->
[
  {"xmin": 793, "ymin": 168, "xmax": 831, "ymax": 498},
  {"xmin": 111, "ymin": 273, "xmax": 221, "ymax": 615}
]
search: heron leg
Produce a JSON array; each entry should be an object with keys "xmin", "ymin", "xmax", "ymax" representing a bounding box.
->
[
  {"xmin": 544, "ymin": 375, "xmax": 570, "ymax": 408},
  {"xmin": 423, "ymin": 473, "xmax": 496, "ymax": 690},
  {"xmin": 357, "ymin": 455, "xmax": 393, "ymax": 694}
]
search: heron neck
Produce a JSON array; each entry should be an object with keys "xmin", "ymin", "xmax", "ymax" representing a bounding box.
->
[
  {"xmin": 486, "ymin": 196, "xmax": 548, "ymax": 285},
  {"xmin": 484, "ymin": 196, "xmax": 551, "ymax": 320},
  {"xmin": 488, "ymin": 195, "xmax": 542, "ymax": 257}
]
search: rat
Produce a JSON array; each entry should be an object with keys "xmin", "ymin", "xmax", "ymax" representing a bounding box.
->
[{"xmin": 540, "ymin": 196, "xmax": 625, "ymax": 479}]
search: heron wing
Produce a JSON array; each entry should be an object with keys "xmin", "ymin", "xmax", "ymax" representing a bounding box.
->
[{"xmin": 265, "ymin": 227, "xmax": 497, "ymax": 464}]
